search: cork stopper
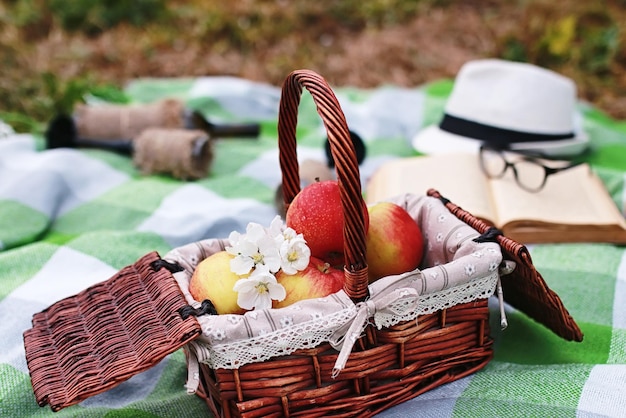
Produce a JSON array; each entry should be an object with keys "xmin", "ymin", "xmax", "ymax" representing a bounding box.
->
[
  {"xmin": 133, "ymin": 128, "xmax": 213, "ymax": 180},
  {"xmin": 74, "ymin": 99, "xmax": 185, "ymax": 141}
]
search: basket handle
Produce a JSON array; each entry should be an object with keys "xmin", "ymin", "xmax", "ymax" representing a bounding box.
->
[{"xmin": 278, "ymin": 69, "xmax": 369, "ymax": 302}]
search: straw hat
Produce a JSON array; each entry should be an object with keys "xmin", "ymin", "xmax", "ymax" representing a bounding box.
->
[{"xmin": 412, "ymin": 59, "xmax": 589, "ymax": 157}]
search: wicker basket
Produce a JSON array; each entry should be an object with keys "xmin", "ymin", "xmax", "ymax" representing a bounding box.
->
[
  {"xmin": 23, "ymin": 70, "xmax": 583, "ymax": 417},
  {"xmin": 167, "ymin": 196, "xmax": 500, "ymax": 417}
]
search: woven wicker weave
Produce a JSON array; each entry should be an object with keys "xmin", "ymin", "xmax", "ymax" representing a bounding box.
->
[
  {"xmin": 193, "ymin": 299, "xmax": 491, "ymax": 418},
  {"xmin": 22, "ymin": 252, "xmax": 202, "ymax": 412},
  {"xmin": 22, "ymin": 69, "xmax": 582, "ymax": 417}
]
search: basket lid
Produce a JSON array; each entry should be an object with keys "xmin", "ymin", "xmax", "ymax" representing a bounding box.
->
[
  {"xmin": 22, "ymin": 251, "xmax": 202, "ymax": 412},
  {"xmin": 428, "ymin": 189, "xmax": 583, "ymax": 342}
]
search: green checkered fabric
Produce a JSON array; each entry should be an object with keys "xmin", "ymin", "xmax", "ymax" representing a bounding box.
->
[{"xmin": 2, "ymin": 75, "xmax": 626, "ymax": 417}]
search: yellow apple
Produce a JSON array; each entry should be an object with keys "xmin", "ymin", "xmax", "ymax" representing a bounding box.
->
[
  {"xmin": 188, "ymin": 250, "xmax": 247, "ymax": 315},
  {"xmin": 274, "ymin": 256, "xmax": 344, "ymax": 308},
  {"xmin": 366, "ymin": 202, "xmax": 424, "ymax": 283}
]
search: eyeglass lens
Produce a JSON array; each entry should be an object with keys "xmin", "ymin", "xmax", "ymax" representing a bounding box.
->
[
  {"xmin": 512, "ymin": 159, "xmax": 547, "ymax": 191},
  {"xmin": 480, "ymin": 148, "xmax": 546, "ymax": 191}
]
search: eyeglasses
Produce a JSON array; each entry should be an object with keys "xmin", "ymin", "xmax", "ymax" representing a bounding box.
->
[{"xmin": 479, "ymin": 145, "xmax": 584, "ymax": 192}]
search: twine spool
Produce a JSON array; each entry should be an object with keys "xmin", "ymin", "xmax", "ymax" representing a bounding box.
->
[
  {"xmin": 133, "ymin": 128, "xmax": 213, "ymax": 180},
  {"xmin": 74, "ymin": 99, "xmax": 185, "ymax": 141}
]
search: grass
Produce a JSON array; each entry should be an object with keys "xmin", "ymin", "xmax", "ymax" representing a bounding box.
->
[{"xmin": 1, "ymin": 0, "xmax": 626, "ymax": 134}]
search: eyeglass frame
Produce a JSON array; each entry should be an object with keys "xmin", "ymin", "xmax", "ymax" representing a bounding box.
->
[{"xmin": 478, "ymin": 144, "xmax": 584, "ymax": 192}]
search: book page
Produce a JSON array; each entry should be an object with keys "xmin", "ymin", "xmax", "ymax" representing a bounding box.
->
[
  {"xmin": 491, "ymin": 163, "xmax": 626, "ymax": 229},
  {"xmin": 365, "ymin": 153, "xmax": 497, "ymax": 223}
]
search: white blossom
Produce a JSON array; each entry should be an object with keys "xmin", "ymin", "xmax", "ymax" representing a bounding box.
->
[
  {"xmin": 228, "ymin": 217, "xmax": 311, "ymax": 312},
  {"xmin": 279, "ymin": 236, "xmax": 310, "ymax": 274},
  {"xmin": 233, "ymin": 266, "xmax": 286, "ymax": 311},
  {"xmin": 226, "ymin": 222, "xmax": 282, "ymax": 274},
  {"xmin": 226, "ymin": 235, "xmax": 257, "ymax": 274},
  {"xmin": 269, "ymin": 216, "xmax": 301, "ymax": 246},
  {"xmin": 280, "ymin": 226, "xmax": 300, "ymax": 243}
]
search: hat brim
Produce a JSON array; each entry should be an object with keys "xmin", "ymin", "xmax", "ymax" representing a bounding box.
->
[{"xmin": 412, "ymin": 125, "xmax": 590, "ymax": 158}]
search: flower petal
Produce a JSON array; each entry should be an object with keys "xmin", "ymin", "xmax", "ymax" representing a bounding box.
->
[
  {"xmin": 233, "ymin": 277, "xmax": 255, "ymax": 292},
  {"xmin": 237, "ymin": 290, "xmax": 258, "ymax": 311},
  {"xmin": 254, "ymin": 295, "xmax": 272, "ymax": 310},
  {"xmin": 268, "ymin": 282, "xmax": 287, "ymax": 302},
  {"xmin": 237, "ymin": 240, "xmax": 258, "ymax": 257},
  {"xmin": 269, "ymin": 215, "xmax": 284, "ymax": 237},
  {"xmin": 231, "ymin": 256, "xmax": 254, "ymax": 275},
  {"xmin": 246, "ymin": 222, "xmax": 266, "ymax": 242},
  {"xmin": 257, "ymin": 235, "xmax": 282, "ymax": 272},
  {"xmin": 282, "ymin": 227, "xmax": 299, "ymax": 242}
]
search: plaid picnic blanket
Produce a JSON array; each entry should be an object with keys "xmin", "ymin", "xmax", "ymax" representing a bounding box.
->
[{"xmin": 2, "ymin": 74, "xmax": 626, "ymax": 418}]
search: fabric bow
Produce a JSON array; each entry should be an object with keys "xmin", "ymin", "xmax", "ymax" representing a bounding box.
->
[{"xmin": 329, "ymin": 286, "xmax": 420, "ymax": 378}]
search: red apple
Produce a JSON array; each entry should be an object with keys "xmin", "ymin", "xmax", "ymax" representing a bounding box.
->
[
  {"xmin": 285, "ymin": 180, "xmax": 368, "ymax": 266},
  {"xmin": 274, "ymin": 256, "xmax": 344, "ymax": 308},
  {"xmin": 366, "ymin": 202, "xmax": 424, "ymax": 283}
]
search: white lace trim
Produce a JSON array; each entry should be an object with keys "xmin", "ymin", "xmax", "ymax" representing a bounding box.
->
[
  {"xmin": 187, "ymin": 306, "xmax": 357, "ymax": 369},
  {"xmin": 189, "ymin": 272, "xmax": 497, "ymax": 370},
  {"xmin": 373, "ymin": 271, "xmax": 498, "ymax": 329}
]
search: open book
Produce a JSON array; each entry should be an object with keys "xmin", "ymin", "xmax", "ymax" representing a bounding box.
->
[{"xmin": 366, "ymin": 153, "xmax": 626, "ymax": 244}]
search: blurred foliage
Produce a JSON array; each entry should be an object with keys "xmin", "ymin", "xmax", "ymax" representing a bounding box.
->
[
  {"xmin": 48, "ymin": 0, "xmax": 166, "ymax": 36},
  {"xmin": 4, "ymin": 0, "xmax": 166, "ymax": 36},
  {"xmin": 0, "ymin": 0, "xmax": 625, "ymax": 133},
  {"xmin": 498, "ymin": 0, "xmax": 624, "ymax": 104},
  {"xmin": 501, "ymin": 4, "xmax": 621, "ymax": 74},
  {"xmin": 164, "ymin": 0, "xmax": 427, "ymax": 53}
]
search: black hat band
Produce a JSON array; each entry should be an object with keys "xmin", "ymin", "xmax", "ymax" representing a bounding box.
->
[{"xmin": 439, "ymin": 113, "xmax": 575, "ymax": 146}]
